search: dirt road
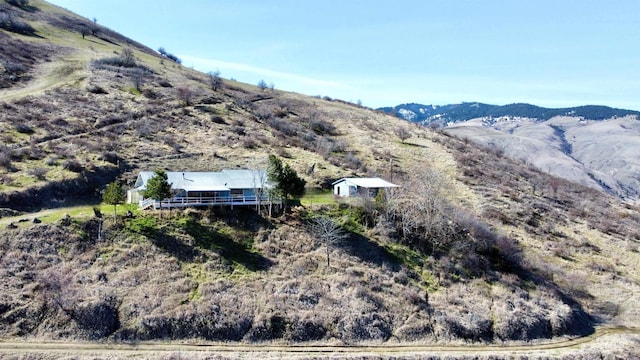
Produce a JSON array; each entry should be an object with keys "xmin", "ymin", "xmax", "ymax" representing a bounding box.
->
[{"xmin": 0, "ymin": 326, "xmax": 638, "ymax": 359}]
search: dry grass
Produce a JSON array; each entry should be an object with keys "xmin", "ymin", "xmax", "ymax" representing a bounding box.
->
[
  {"xmin": 441, "ymin": 134, "xmax": 640, "ymax": 328},
  {"xmin": 0, "ymin": 0, "xmax": 638, "ymax": 351}
]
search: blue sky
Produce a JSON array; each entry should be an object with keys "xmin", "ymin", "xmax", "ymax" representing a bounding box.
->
[{"xmin": 48, "ymin": 1, "xmax": 639, "ymax": 110}]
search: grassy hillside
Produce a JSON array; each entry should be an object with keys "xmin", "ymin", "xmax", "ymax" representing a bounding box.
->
[{"xmin": 1, "ymin": 0, "xmax": 639, "ymax": 352}]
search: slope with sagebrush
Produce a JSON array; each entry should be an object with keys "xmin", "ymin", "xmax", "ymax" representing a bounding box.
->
[
  {"xmin": 1, "ymin": 0, "xmax": 639, "ymax": 350},
  {"xmin": 382, "ymin": 103, "xmax": 640, "ymax": 201}
]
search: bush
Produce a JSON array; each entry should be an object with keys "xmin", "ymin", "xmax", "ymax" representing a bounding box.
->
[
  {"xmin": 344, "ymin": 152, "xmax": 362, "ymax": 170},
  {"xmin": 0, "ymin": 151, "xmax": 13, "ymax": 170},
  {"xmin": 28, "ymin": 167, "xmax": 47, "ymax": 180},
  {"xmin": 176, "ymin": 87, "xmax": 194, "ymax": 106},
  {"xmin": 0, "ymin": 13, "xmax": 35, "ymax": 35},
  {"xmin": 158, "ymin": 47, "xmax": 181, "ymax": 64},
  {"xmin": 3, "ymin": 61, "xmax": 28, "ymax": 77},
  {"xmin": 6, "ymin": 0, "xmax": 30, "ymax": 7},
  {"xmin": 14, "ymin": 123, "xmax": 34, "ymax": 134},
  {"xmin": 310, "ymin": 119, "xmax": 337, "ymax": 135},
  {"xmin": 210, "ymin": 115, "xmax": 226, "ymax": 124},
  {"xmin": 63, "ymin": 159, "xmax": 83, "ymax": 173},
  {"xmin": 98, "ymin": 151, "xmax": 119, "ymax": 165},
  {"xmin": 92, "ymin": 50, "xmax": 151, "ymax": 73},
  {"xmin": 230, "ymin": 125, "xmax": 245, "ymax": 136},
  {"xmin": 142, "ymin": 88, "xmax": 159, "ymax": 99},
  {"xmin": 86, "ymin": 84, "xmax": 107, "ymax": 94},
  {"xmin": 92, "ymin": 56, "xmax": 135, "ymax": 68}
]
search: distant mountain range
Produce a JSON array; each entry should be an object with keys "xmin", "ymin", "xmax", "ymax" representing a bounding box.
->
[
  {"xmin": 378, "ymin": 102, "xmax": 640, "ymax": 125},
  {"xmin": 379, "ymin": 102, "xmax": 640, "ymax": 201}
]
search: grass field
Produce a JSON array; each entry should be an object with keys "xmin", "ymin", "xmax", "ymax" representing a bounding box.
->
[{"xmin": 300, "ymin": 189, "xmax": 335, "ymax": 206}]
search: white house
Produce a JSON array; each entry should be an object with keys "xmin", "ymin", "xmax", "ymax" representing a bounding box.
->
[
  {"xmin": 129, "ymin": 169, "xmax": 274, "ymax": 210},
  {"xmin": 332, "ymin": 177, "xmax": 399, "ymax": 198}
]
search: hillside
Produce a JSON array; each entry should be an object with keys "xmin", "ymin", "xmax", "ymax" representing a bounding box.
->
[
  {"xmin": 380, "ymin": 103, "xmax": 640, "ymax": 201},
  {"xmin": 1, "ymin": 1, "xmax": 640, "ymax": 357}
]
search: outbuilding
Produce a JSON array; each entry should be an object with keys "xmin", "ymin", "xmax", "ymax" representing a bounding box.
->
[{"xmin": 332, "ymin": 177, "xmax": 398, "ymax": 198}]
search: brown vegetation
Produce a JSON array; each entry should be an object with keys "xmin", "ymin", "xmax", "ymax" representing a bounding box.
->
[{"xmin": 0, "ymin": 0, "xmax": 638, "ymax": 352}]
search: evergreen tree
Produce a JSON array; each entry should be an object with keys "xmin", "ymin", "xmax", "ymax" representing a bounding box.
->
[
  {"xmin": 267, "ymin": 155, "xmax": 305, "ymax": 211},
  {"xmin": 142, "ymin": 170, "xmax": 172, "ymax": 213},
  {"xmin": 103, "ymin": 180, "xmax": 125, "ymax": 222}
]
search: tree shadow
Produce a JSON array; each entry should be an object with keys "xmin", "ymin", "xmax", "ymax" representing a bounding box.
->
[
  {"xmin": 181, "ymin": 218, "xmax": 273, "ymax": 271},
  {"xmin": 339, "ymin": 232, "xmax": 400, "ymax": 270},
  {"xmin": 146, "ymin": 228, "xmax": 203, "ymax": 263},
  {"xmin": 96, "ymin": 35, "xmax": 120, "ymax": 46},
  {"xmin": 10, "ymin": 3, "xmax": 39, "ymax": 12}
]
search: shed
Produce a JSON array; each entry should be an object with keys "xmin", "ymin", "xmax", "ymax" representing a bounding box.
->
[{"xmin": 332, "ymin": 177, "xmax": 398, "ymax": 198}]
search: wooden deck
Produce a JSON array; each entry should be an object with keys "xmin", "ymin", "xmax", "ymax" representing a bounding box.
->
[{"xmin": 140, "ymin": 195, "xmax": 273, "ymax": 210}]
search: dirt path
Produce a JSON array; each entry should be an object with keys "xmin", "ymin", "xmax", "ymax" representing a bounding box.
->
[
  {"xmin": 0, "ymin": 327, "xmax": 638, "ymax": 359},
  {"xmin": 0, "ymin": 55, "xmax": 87, "ymax": 103}
]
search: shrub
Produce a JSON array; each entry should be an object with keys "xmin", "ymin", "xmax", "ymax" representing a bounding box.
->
[
  {"xmin": 267, "ymin": 117, "xmax": 303, "ymax": 137},
  {"xmin": 0, "ymin": 151, "xmax": 13, "ymax": 170},
  {"xmin": 6, "ymin": 0, "xmax": 30, "ymax": 7},
  {"xmin": 0, "ymin": 13, "xmax": 35, "ymax": 35},
  {"xmin": 63, "ymin": 159, "xmax": 83, "ymax": 173},
  {"xmin": 92, "ymin": 50, "xmax": 151, "ymax": 72},
  {"xmin": 210, "ymin": 115, "xmax": 226, "ymax": 124},
  {"xmin": 92, "ymin": 56, "xmax": 134, "ymax": 68},
  {"xmin": 309, "ymin": 119, "xmax": 337, "ymax": 135},
  {"xmin": 158, "ymin": 47, "xmax": 182, "ymax": 64},
  {"xmin": 230, "ymin": 125, "xmax": 245, "ymax": 136},
  {"xmin": 98, "ymin": 151, "xmax": 119, "ymax": 165},
  {"xmin": 142, "ymin": 88, "xmax": 159, "ymax": 99},
  {"xmin": 241, "ymin": 138, "xmax": 257, "ymax": 149},
  {"xmin": 3, "ymin": 61, "xmax": 28, "ymax": 78},
  {"xmin": 86, "ymin": 84, "xmax": 107, "ymax": 94},
  {"xmin": 14, "ymin": 123, "xmax": 34, "ymax": 134},
  {"xmin": 28, "ymin": 167, "xmax": 47, "ymax": 180},
  {"xmin": 176, "ymin": 87, "xmax": 194, "ymax": 106},
  {"xmin": 344, "ymin": 152, "xmax": 362, "ymax": 170}
]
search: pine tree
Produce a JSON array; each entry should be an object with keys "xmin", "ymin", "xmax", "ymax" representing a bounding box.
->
[
  {"xmin": 103, "ymin": 181, "xmax": 125, "ymax": 223},
  {"xmin": 142, "ymin": 170, "xmax": 172, "ymax": 214},
  {"xmin": 267, "ymin": 155, "xmax": 305, "ymax": 212}
]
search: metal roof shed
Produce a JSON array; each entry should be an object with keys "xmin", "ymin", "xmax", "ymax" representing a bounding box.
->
[{"xmin": 332, "ymin": 177, "xmax": 398, "ymax": 197}]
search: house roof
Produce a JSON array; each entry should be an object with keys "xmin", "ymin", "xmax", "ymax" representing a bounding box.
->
[
  {"xmin": 135, "ymin": 170, "xmax": 272, "ymax": 192},
  {"xmin": 332, "ymin": 177, "xmax": 399, "ymax": 188}
]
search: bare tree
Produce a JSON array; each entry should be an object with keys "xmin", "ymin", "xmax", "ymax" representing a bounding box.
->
[
  {"xmin": 251, "ymin": 157, "xmax": 269, "ymax": 216},
  {"xmin": 382, "ymin": 166, "xmax": 456, "ymax": 254},
  {"xmin": 208, "ymin": 70, "xmax": 223, "ymax": 91},
  {"xmin": 38, "ymin": 265, "xmax": 76, "ymax": 315},
  {"xmin": 79, "ymin": 25, "xmax": 89, "ymax": 39},
  {"xmin": 309, "ymin": 216, "xmax": 347, "ymax": 268},
  {"xmin": 396, "ymin": 126, "xmax": 411, "ymax": 143},
  {"xmin": 548, "ymin": 176, "xmax": 562, "ymax": 196},
  {"xmin": 257, "ymin": 79, "xmax": 268, "ymax": 91},
  {"xmin": 176, "ymin": 86, "xmax": 194, "ymax": 106},
  {"xmin": 120, "ymin": 48, "xmax": 135, "ymax": 67},
  {"xmin": 131, "ymin": 68, "xmax": 146, "ymax": 91}
]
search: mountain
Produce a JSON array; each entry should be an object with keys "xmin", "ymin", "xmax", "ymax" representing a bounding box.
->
[
  {"xmin": 1, "ymin": 1, "xmax": 639, "ymax": 355},
  {"xmin": 379, "ymin": 102, "xmax": 640, "ymax": 125},
  {"xmin": 380, "ymin": 103, "xmax": 640, "ymax": 201}
]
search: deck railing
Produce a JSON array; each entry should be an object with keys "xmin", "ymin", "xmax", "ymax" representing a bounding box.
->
[{"xmin": 139, "ymin": 194, "xmax": 274, "ymax": 209}]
